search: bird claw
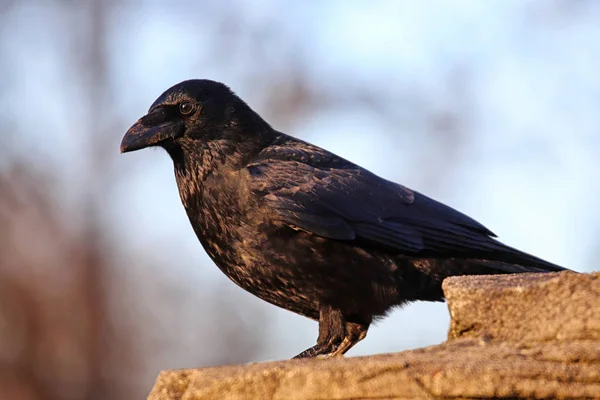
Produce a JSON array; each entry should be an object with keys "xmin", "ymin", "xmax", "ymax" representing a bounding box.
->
[
  {"xmin": 293, "ymin": 307, "xmax": 370, "ymax": 359},
  {"xmin": 292, "ymin": 334, "xmax": 351, "ymax": 359},
  {"xmin": 292, "ymin": 345, "xmax": 322, "ymax": 359}
]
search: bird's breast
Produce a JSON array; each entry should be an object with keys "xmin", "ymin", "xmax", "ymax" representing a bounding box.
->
[{"xmin": 175, "ymin": 166, "xmax": 263, "ymax": 269}]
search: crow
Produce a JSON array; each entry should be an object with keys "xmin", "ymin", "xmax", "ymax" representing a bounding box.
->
[{"xmin": 121, "ymin": 79, "xmax": 567, "ymax": 358}]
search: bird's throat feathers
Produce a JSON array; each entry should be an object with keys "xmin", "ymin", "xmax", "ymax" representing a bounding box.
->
[{"xmin": 169, "ymin": 132, "xmax": 270, "ymax": 211}]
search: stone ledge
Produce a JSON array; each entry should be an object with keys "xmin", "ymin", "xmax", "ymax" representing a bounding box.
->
[
  {"xmin": 148, "ymin": 272, "xmax": 600, "ymax": 400},
  {"xmin": 148, "ymin": 339, "xmax": 600, "ymax": 400},
  {"xmin": 444, "ymin": 271, "xmax": 600, "ymax": 341}
]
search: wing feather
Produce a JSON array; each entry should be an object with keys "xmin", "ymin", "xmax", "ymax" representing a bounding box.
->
[{"xmin": 248, "ymin": 141, "xmax": 565, "ymax": 272}]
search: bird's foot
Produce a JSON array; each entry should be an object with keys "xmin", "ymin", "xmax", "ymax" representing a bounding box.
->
[
  {"xmin": 293, "ymin": 345, "xmax": 329, "ymax": 359},
  {"xmin": 323, "ymin": 321, "xmax": 368, "ymax": 358},
  {"xmin": 292, "ymin": 306, "xmax": 369, "ymax": 359}
]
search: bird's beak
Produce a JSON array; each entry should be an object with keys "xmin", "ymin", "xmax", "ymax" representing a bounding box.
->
[{"xmin": 120, "ymin": 113, "xmax": 182, "ymax": 154}]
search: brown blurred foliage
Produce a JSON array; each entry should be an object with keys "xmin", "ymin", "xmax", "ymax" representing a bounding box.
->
[{"xmin": 0, "ymin": 165, "xmax": 116, "ymax": 400}]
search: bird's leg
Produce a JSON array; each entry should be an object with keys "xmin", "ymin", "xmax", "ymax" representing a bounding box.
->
[
  {"xmin": 293, "ymin": 308, "xmax": 371, "ymax": 359},
  {"xmin": 324, "ymin": 320, "xmax": 369, "ymax": 358},
  {"xmin": 293, "ymin": 305, "xmax": 345, "ymax": 359}
]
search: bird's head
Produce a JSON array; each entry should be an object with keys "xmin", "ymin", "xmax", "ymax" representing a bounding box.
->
[{"xmin": 120, "ymin": 79, "xmax": 269, "ymax": 155}]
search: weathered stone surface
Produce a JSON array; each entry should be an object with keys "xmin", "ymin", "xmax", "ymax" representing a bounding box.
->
[
  {"xmin": 148, "ymin": 339, "xmax": 600, "ymax": 399},
  {"xmin": 148, "ymin": 272, "xmax": 600, "ymax": 400},
  {"xmin": 444, "ymin": 271, "xmax": 600, "ymax": 341}
]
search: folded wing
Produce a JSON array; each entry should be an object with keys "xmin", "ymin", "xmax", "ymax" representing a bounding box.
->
[{"xmin": 248, "ymin": 142, "xmax": 565, "ymax": 273}]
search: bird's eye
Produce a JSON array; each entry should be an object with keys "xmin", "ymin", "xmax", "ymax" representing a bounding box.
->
[{"xmin": 179, "ymin": 102, "xmax": 195, "ymax": 116}]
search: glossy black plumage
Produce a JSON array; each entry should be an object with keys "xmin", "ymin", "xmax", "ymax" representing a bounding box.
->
[{"xmin": 121, "ymin": 79, "xmax": 567, "ymax": 358}]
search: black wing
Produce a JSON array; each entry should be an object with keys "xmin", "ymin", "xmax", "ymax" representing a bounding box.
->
[{"xmin": 248, "ymin": 139, "xmax": 565, "ymax": 273}]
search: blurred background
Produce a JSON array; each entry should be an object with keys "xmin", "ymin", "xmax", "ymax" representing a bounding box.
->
[{"xmin": 1, "ymin": 0, "xmax": 599, "ymax": 398}]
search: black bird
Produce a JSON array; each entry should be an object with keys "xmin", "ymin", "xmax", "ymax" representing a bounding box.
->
[{"xmin": 121, "ymin": 79, "xmax": 567, "ymax": 358}]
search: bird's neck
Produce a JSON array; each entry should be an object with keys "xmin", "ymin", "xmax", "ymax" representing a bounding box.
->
[{"xmin": 167, "ymin": 133, "xmax": 271, "ymax": 208}]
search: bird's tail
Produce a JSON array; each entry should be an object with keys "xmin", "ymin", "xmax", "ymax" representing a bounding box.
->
[{"xmin": 476, "ymin": 239, "xmax": 569, "ymax": 274}]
